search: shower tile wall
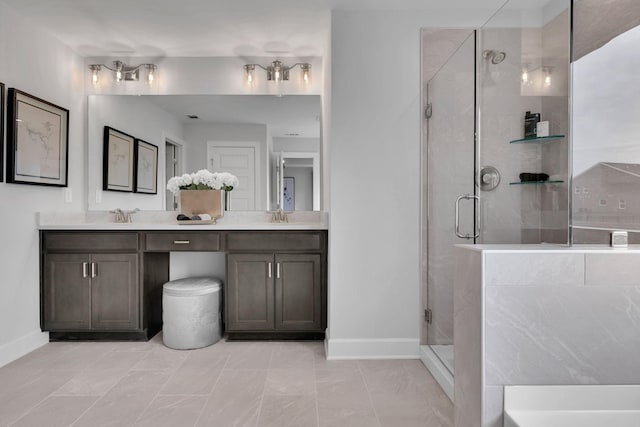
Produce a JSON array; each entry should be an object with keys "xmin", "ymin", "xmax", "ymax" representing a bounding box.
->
[
  {"xmin": 480, "ymin": 26, "xmax": 543, "ymax": 244},
  {"xmin": 480, "ymin": 10, "xmax": 570, "ymax": 244},
  {"xmin": 455, "ymin": 247, "xmax": 640, "ymax": 427}
]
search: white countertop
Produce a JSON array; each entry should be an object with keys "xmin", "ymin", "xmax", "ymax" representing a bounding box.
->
[{"xmin": 38, "ymin": 210, "xmax": 329, "ymax": 231}]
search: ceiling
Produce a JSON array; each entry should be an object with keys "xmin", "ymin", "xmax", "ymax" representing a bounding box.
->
[{"xmin": 0, "ymin": 0, "xmax": 510, "ymax": 58}]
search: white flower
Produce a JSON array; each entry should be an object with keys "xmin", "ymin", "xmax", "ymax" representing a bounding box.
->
[
  {"xmin": 166, "ymin": 170, "xmax": 238, "ymax": 193},
  {"xmin": 166, "ymin": 177, "xmax": 181, "ymax": 194},
  {"xmin": 219, "ymin": 172, "xmax": 239, "ymax": 189}
]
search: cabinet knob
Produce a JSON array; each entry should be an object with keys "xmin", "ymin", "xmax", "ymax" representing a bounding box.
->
[
  {"xmin": 91, "ymin": 262, "xmax": 97, "ymax": 278},
  {"xmin": 82, "ymin": 262, "xmax": 88, "ymax": 278},
  {"xmin": 173, "ymin": 240, "xmax": 190, "ymax": 245},
  {"xmin": 268, "ymin": 262, "xmax": 272, "ymax": 278}
]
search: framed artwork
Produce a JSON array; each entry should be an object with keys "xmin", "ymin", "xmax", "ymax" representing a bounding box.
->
[
  {"xmin": 283, "ymin": 177, "xmax": 295, "ymax": 211},
  {"xmin": 135, "ymin": 139, "xmax": 158, "ymax": 194},
  {"xmin": 103, "ymin": 126, "xmax": 135, "ymax": 192},
  {"xmin": 6, "ymin": 88, "xmax": 69, "ymax": 186},
  {"xmin": 0, "ymin": 83, "xmax": 4, "ymax": 182}
]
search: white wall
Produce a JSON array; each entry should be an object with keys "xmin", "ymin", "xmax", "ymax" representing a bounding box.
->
[
  {"xmin": 284, "ymin": 167, "xmax": 313, "ymax": 211},
  {"xmin": 87, "ymin": 95, "xmax": 185, "ymax": 211},
  {"xmin": 0, "ymin": 2, "xmax": 86, "ymax": 365},
  {"xmin": 273, "ymin": 137, "xmax": 320, "ymax": 153},
  {"xmin": 328, "ymin": 9, "xmax": 496, "ymax": 358}
]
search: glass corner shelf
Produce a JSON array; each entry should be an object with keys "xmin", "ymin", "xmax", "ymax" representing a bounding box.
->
[
  {"xmin": 509, "ymin": 180, "xmax": 565, "ymax": 185},
  {"xmin": 509, "ymin": 135, "xmax": 565, "ymax": 144}
]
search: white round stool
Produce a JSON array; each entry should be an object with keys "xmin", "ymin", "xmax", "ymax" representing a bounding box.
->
[{"xmin": 162, "ymin": 277, "xmax": 222, "ymax": 350}]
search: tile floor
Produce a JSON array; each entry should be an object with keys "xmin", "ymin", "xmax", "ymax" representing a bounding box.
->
[{"xmin": 0, "ymin": 334, "xmax": 453, "ymax": 427}]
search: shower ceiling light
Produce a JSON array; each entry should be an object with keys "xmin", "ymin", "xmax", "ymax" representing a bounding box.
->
[
  {"xmin": 243, "ymin": 60, "xmax": 311, "ymax": 85},
  {"xmin": 88, "ymin": 60, "xmax": 158, "ymax": 86},
  {"xmin": 521, "ymin": 64, "xmax": 530, "ymax": 85},
  {"xmin": 543, "ymin": 66, "xmax": 553, "ymax": 87}
]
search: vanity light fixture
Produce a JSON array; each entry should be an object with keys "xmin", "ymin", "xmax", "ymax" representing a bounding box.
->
[
  {"xmin": 243, "ymin": 60, "xmax": 311, "ymax": 85},
  {"xmin": 88, "ymin": 61, "xmax": 158, "ymax": 86}
]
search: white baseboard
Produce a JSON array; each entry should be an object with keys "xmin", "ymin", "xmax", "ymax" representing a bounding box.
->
[
  {"xmin": 420, "ymin": 345, "xmax": 454, "ymax": 402},
  {"xmin": 0, "ymin": 330, "xmax": 49, "ymax": 368},
  {"xmin": 326, "ymin": 338, "xmax": 420, "ymax": 360}
]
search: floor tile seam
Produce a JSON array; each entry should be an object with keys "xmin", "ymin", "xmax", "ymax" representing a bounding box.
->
[
  {"xmin": 130, "ymin": 368, "xmax": 178, "ymax": 426},
  {"xmin": 191, "ymin": 351, "xmax": 232, "ymax": 426},
  {"xmin": 356, "ymin": 360, "xmax": 383, "ymax": 427},
  {"xmin": 69, "ymin": 368, "xmax": 167, "ymax": 426},
  {"xmin": 67, "ymin": 367, "xmax": 139, "ymax": 427},
  {"xmin": 154, "ymin": 349, "xmax": 193, "ymax": 395},
  {"xmin": 5, "ymin": 392, "xmax": 61, "ymax": 427},
  {"xmin": 253, "ymin": 349, "xmax": 274, "ymax": 427}
]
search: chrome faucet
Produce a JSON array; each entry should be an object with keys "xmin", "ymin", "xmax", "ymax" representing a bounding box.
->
[
  {"xmin": 110, "ymin": 208, "xmax": 139, "ymax": 223},
  {"xmin": 124, "ymin": 208, "xmax": 140, "ymax": 223},
  {"xmin": 271, "ymin": 209, "xmax": 289, "ymax": 223},
  {"xmin": 110, "ymin": 208, "xmax": 125, "ymax": 223}
]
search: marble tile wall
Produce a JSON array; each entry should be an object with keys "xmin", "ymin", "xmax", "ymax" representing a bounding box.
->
[
  {"xmin": 453, "ymin": 247, "xmax": 483, "ymax": 426},
  {"xmin": 455, "ymin": 248, "xmax": 640, "ymax": 427}
]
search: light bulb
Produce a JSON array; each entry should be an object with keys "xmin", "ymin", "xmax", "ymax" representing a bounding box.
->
[
  {"xmin": 244, "ymin": 65, "xmax": 255, "ymax": 86},
  {"xmin": 543, "ymin": 67, "xmax": 552, "ymax": 87},
  {"xmin": 146, "ymin": 65, "xmax": 156, "ymax": 85},
  {"xmin": 301, "ymin": 64, "xmax": 311, "ymax": 84},
  {"xmin": 89, "ymin": 66, "xmax": 100, "ymax": 86},
  {"xmin": 521, "ymin": 70, "xmax": 528, "ymax": 84}
]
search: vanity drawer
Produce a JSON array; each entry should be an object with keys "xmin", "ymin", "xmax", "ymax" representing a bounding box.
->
[
  {"xmin": 227, "ymin": 231, "xmax": 324, "ymax": 252},
  {"xmin": 43, "ymin": 232, "xmax": 139, "ymax": 251},
  {"xmin": 145, "ymin": 232, "xmax": 222, "ymax": 251}
]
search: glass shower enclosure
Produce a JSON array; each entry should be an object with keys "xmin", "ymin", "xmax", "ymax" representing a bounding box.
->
[{"xmin": 420, "ymin": 0, "xmax": 571, "ymax": 397}]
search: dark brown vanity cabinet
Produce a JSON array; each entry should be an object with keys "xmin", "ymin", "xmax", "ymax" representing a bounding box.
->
[
  {"xmin": 41, "ymin": 233, "xmax": 140, "ymax": 336},
  {"xmin": 226, "ymin": 232, "xmax": 326, "ymax": 337},
  {"xmin": 40, "ymin": 229, "xmax": 327, "ymax": 341}
]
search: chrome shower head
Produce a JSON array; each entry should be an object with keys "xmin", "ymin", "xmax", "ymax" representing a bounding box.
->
[{"xmin": 483, "ymin": 50, "xmax": 507, "ymax": 64}]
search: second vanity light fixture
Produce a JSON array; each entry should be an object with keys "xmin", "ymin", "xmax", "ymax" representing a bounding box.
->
[
  {"xmin": 88, "ymin": 60, "xmax": 158, "ymax": 86},
  {"xmin": 243, "ymin": 60, "xmax": 311, "ymax": 85}
]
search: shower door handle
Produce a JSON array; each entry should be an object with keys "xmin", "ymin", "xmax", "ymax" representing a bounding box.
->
[{"xmin": 455, "ymin": 194, "xmax": 479, "ymax": 239}]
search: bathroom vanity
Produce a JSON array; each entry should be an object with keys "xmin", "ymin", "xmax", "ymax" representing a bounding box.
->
[{"xmin": 38, "ymin": 213, "xmax": 328, "ymax": 341}]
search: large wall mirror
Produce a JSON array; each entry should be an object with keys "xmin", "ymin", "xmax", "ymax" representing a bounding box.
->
[
  {"xmin": 571, "ymin": 0, "xmax": 640, "ymax": 240},
  {"xmin": 87, "ymin": 94, "xmax": 321, "ymax": 212}
]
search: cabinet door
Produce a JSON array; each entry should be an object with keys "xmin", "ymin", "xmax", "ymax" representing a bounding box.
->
[
  {"xmin": 227, "ymin": 253, "xmax": 275, "ymax": 331},
  {"xmin": 275, "ymin": 254, "xmax": 322, "ymax": 331},
  {"xmin": 44, "ymin": 254, "xmax": 91, "ymax": 330},
  {"xmin": 90, "ymin": 253, "xmax": 139, "ymax": 330}
]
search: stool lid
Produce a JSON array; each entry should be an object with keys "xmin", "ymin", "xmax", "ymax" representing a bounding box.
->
[{"xmin": 163, "ymin": 277, "xmax": 222, "ymax": 295}]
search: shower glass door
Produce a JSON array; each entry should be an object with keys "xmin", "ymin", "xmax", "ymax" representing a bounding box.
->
[
  {"xmin": 425, "ymin": 31, "xmax": 476, "ymax": 374},
  {"xmin": 476, "ymin": 0, "xmax": 571, "ymax": 244}
]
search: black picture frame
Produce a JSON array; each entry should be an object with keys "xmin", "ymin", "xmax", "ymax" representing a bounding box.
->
[
  {"xmin": 134, "ymin": 138, "xmax": 158, "ymax": 194},
  {"xmin": 0, "ymin": 82, "xmax": 4, "ymax": 183},
  {"xmin": 103, "ymin": 126, "xmax": 135, "ymax": 192},
  {"xmin": 6, "ymin": 88, "xmax": 69, "ymax": 187}
]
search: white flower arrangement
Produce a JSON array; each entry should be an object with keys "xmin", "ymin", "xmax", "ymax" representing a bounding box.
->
[{"xmin": 167, "ymin": 169, "xmax": 239, "ymax": 194}]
